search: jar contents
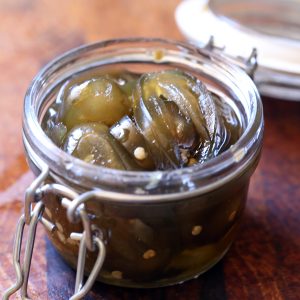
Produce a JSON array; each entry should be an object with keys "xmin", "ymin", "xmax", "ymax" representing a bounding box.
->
[
  {"xmin": 22, "ymin": 36, "xmax": 263, "ymax": 291},
  {"xmin": 43, "ymin": 69, "xmax": 242, "ymax": 170}
]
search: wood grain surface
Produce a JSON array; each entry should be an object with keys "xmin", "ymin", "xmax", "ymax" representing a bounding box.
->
[{"xmin": 0, "ymin": 0, "xmax": 299, "ymax": 299}]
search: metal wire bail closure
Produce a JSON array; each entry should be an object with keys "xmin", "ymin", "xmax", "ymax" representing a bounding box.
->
[
  {"xmin": 4, "ymin": 37, "xmax": 260, "ymax": 299},
  {"xmin": 3, "ymin": 167, "xmax": 107, "ymax": 300},
  {"xmin": 200, "ymin": 35, "xmax": 258, "ymax": 78},
  {"xmin": 3, "ymin": 202, "xmax": 45, "ymax": 300},
  {"xmin": 69, "ymin": 232, "xmax": 106, "ymax": 300},
  {"xmin": 24, "ymin": 166, "xmax": 49, "ymax": 225}
]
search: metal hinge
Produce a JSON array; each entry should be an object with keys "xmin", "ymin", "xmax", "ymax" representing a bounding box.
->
[
  {"xmin": 200, "ymin": 36, "xmax": 258, "ymax": 78},
  {"xmin": 3, "ymin": 168, "xmax": 106, "ymax": 300}
]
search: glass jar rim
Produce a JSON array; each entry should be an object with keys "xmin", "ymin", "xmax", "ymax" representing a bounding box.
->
[{"xmin": 23, "ymin": 37, "xmax": 263, "ymax": 196}]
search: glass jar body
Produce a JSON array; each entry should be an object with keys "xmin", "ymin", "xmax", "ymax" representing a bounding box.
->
[
  {"xmin": 39, "ymin": 160, "xmax": 257, "ymax": 287},
  {"xmin": 23, "ymin": 38, "xmax": 263, "ymax": 288}
]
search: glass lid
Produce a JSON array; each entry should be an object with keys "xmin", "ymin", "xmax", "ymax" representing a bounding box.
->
[{"xmin": 175, "ymin": 0, "xmax": 300, "ymax": 101}]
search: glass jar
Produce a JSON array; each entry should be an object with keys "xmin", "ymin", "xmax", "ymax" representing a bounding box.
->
[
  {"xmin": 176, "ymin": 0, "xmax": 300, "ymax": 101},
  {"xmin": 22, "ymin": 38, "xmax": 263, "ymax": 289}
]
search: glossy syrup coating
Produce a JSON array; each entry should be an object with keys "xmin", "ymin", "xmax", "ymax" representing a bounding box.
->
[
  {"xmin": 63, "ymin": 122, "xmax": 140, "ymax": 170},
  {"xmin": 42, "ymin": 171, "xmax": 253, "ymax": 287},
  {"xmin": 110, "ymin": 116, "xmax": 155, "ymax": 169},
  {"xmin": 58, "ymin": 76, "xmax": 131, "ymax": 130},
  {"xmin": 40, "ymin": 68, "xmax": 252, "ymax": 287},
  {"xmin": 43, "ymin": 69, "xmax": 242, "ymax": 171},
  {"xmin": 133, "ymin": 70, "xmax": 219, "ymax": 169}
]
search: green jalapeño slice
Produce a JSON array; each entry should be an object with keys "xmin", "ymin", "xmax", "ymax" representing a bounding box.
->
[{"xmin": 43, "ymin": 69, "xmax": 242, "ymax": 170}]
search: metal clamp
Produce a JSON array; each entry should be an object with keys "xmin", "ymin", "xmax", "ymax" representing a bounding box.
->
[
  {"xmin": 200, "ymin": 36, "xmax": 258, "ymax": 78},
  {"xmin": 24, "ymin": 166, "xmax": 49, "ymax": 225},
  {"xmin": 69, "ymin": 232, "xmax": 106, "ymax": 300},
  {"xmin": 3, "ymin": 172, "xmax": 107, "ymax": 299},
  {"xmin": 3, "ymin": 202, "xmax": 44, "ymax": 300},
  {"xmin": 65, "ymin": 191, "xmax": 101, "ymax": 252}
]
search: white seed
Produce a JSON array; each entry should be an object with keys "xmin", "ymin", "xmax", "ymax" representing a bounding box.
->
[
  {"xmin": 143, "ymin": 249, "xmax": 156, "ymax": 259},
  {"xmin": 111, "ymin": 270, "xmax": 123, "ymax": 279},
  {"xmin": 134, "ymin": 147, "xmax": 147, "ymax": 160},
  {"xmin": 191, "ymin": 225, "xmax": 203, "ymax": 236}
]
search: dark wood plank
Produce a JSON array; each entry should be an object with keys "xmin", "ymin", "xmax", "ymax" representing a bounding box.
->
[{"xmin": 224, "ymin": 98, "xmax": 300, "ymax": 300}]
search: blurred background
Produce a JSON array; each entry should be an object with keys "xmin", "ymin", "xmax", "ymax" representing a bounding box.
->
[{"xmin": 0, "ymin": 0, "xmax": 182, "ymax": 186}]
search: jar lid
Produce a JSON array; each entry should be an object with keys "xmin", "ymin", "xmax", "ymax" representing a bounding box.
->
[{"xmin": 175, "ymin": 0, "xmax": 300, "ymax": 101}]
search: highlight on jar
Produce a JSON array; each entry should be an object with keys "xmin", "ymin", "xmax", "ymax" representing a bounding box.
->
[{"xmin": 4, "ymin": 38, "xmax": 263, "ymax": 298}]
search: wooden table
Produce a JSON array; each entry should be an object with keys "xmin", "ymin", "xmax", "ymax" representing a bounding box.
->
[{"xmin": 0, "ymin": 0, "xmax": 299, "ymax": 299}]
